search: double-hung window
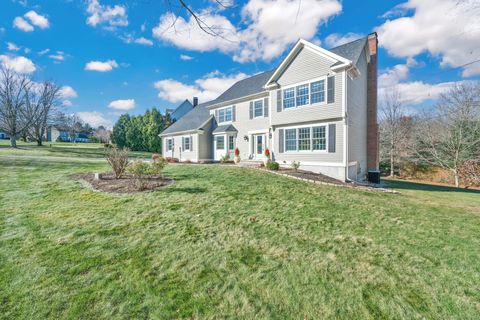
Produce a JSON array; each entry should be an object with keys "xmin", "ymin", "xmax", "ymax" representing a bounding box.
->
[
  {"xmin": 228, "ymin": 136, "xmax": 235, "ymax": 150},
  {"xmin": 254, "ymin": 100, "xmax": 263, "ymax": 117},
  {"xmin": 310, "ymin": 80, "xmax": 325, "ymax": 104},
  {"xmin": 312, "ymin": 126, "xmax": 326, "ymax": 151},
  {"xmin": 283, "ymin": 88, "xmax": 295, "ymax": 109},
  {"xmin": 282, "ymin": 78, "xmax": 329, "ymax": 109},
  {"xmin": 285, "ymin": 129, "xmax": 297, "ymax": 151},
  {"xmin": 296, "ymin": 84, "xmax": 309, "ymax": 106},
  {"xmin": 298, "ymin": 127, "xmax": 311, "ymax": 150},
  {"xmin": 218, "ymin": 107, "xmax": 232, "ymax": 123},
  {"xmin": 216, "ymin": 136, "xmax": 225, "ymax": 149},
  {"xmin": 284, "ymin": 125, "xmax": 327, "ymax": 152},
  {"xmin": 183, "ymin": 136, "xmax": 191, "ymax": 151},
  {"xmin": 167, "ymin": 139, "xmax": 173, "ymax": 151}
]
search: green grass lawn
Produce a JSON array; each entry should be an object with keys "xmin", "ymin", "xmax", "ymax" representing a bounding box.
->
[
  {"xmin": 0, "ymin": 140, "xmax": 153, "ymax": 159},
  {"xmin": 1, "ymin": 144, "xmax": 479, "ymax": 319}
]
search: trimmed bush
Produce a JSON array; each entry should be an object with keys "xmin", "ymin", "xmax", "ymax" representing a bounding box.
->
[{"xmin": 266, "ymin": 161, "xmax": 279, "ymax": 171}]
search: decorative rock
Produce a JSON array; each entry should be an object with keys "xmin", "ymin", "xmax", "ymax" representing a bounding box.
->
[{"xmin": 94, "ymin": 173, "xmax": 102, "ymax": 180}]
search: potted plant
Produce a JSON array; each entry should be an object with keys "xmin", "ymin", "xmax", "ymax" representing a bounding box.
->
[
  {"xmin": 263, "ymin": 148, "xmax": 271, "ymax": 166},
  {"xmin": 234, "ymin": 147, "xmax": 241, "ymax": 164}
]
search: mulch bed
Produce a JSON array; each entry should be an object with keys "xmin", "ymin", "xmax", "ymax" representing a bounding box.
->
[
  {"xmin": 72, "ymin": 173, "xmax": 174, "ymax": 194},
  {"xmin": 276, "ymin": 168, "xmax": 347, "ymax": 185}
]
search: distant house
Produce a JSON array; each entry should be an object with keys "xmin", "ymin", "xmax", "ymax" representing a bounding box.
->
[
  {"xmin": 160, "ymin": 34, "xmax": 380, "ymax": 182},
  {"xmin": 0, "ymin": 132, "xmax": 9, "ymax": 139},
  {"xmin": 47, "ymin": 126, "xmax": 91, "ymax": 143}
]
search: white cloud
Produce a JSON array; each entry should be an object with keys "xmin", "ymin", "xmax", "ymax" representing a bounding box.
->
[
  {"xmin": 59, "ymin": 86, "xmax": 78, "ymax": 99},
  {"xmin": 0, "ymin": 55, "xmax": 36, "ymax": 73},
  {"xmin": 86, "ymin": 0, "xmax": 128, "ymax": 28},
  {"xmin": 154, "ymin": 71, "xmax": 248, "ymax": 103},
  {"xmin": 180, "ymin": 54, "xmax": 193, "ymax": 61},
  {"xmin": 152, "ymin": 0, "xmax": 342, "ymax": 63},
  {"xmin": 108, "ymin": 99, "xmax": 136, "ymax": 110},
  {"xmin": 24, "ymin": 10, "xmax": 49, "ymax": 29},
  {"xmin": 49, "ymin": 51, "xmax": 66, "ymax": 62},
  {"xmin": 378, "ymin": 58, "xmax": 456, "ymax": 105},
  {"xmin": 62, "ymin": 100, "xmax": 73, "ymax": 107},
  {"xmin": 85, "ymin": 60, "xmax": 118, "ymax": 72},
  {"xmin": 77, "ymin": 111, "xmax": 113, "ymax": 129},
  {"xmin": 38, "ymin": 48, "xmax": 50, "ymax": 55},
  {"xmin": 13, "ymin": 17, "xmax": 34, "ymax": 32},
  {"xmin": 7, "ymin": 42, "xmax": 21, "ymax": 51},
  {"xmin": 376, "ymin": 0, "xmax": 480, "ymax": 77},
  {"xmin": 134, "ymin": 37, "xmax": 153, "ymax": 46},
  {"xmin": 324, "ymin": 32, "xmax": 363, "ymax": 48}
]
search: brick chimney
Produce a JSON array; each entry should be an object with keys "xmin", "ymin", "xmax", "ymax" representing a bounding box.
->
[
  {"xmin": 193, "ymin": 97, "xmax": 198, "ymax": 107},
  {"xmin": 367, "ymin": 32, "xmax": 379, "ymax": 171}
]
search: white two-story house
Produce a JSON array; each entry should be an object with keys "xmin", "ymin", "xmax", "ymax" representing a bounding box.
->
[{"xmin": 160, "ymin": 33, "xmax": 379, "ymax": 181}]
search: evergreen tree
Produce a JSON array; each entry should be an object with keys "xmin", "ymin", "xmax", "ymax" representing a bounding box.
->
[{"xmin": 111, "ymin": 114, "xmax": 130, "ymax": 148}]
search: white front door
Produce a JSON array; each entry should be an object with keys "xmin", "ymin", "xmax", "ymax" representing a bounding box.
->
[
  {"xmin": 214, "ymin": 135, "xmax": 226, "ymax": 161},
  {"xmin": 253, "ymin": 134, "xmax": 266, "ymax": 159}
]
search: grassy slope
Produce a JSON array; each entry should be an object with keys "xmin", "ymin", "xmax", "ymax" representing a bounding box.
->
[{"xmin": 0, "ymin": 145, "xmax": 479, "ymax": 319}]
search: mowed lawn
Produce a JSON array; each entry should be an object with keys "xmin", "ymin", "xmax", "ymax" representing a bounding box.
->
[{"xmin": 0, "ymin": 144, "xmax": 479, "ymax": 319}]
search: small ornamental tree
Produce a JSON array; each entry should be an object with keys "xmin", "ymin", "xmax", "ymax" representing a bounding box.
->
[{"xmin": 105, "ymin": 146, "xmax": 130, "ymax": 179}]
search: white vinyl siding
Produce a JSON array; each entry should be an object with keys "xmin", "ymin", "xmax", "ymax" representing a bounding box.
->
[{"xmin": 272, "ymin": 47, "xmax": 343, "ymax": 126}]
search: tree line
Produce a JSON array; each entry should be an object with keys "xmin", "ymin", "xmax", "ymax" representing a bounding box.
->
[
  {"xmin": 111, "ymin": 109, "xmax": 173, "ymax": 153},
  {"xmin": 380, "ymin": 82, "xmax": 480, "ymax": 187}
]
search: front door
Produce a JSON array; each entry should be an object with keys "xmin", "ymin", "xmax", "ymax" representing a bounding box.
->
[
  {"xmin": 214, "ymin": 135, "xmax": 226, "ymax": 161},
  {"xmin": 253, "ymin": 134, "xmax": 266, "ymax": 159}
]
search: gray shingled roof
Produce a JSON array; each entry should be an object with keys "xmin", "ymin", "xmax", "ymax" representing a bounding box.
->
[
  {"xmin": 212, "ymin": 70, "xmax": 275, "ymax": 106},
  {"xmin": 161, "ymin": 101, "xmax": 214, "ymax": 135},
  {"xmin": 330, "ymin": 36, "xmax": 367, "ymax": 65},
  {"xmin": 212, "ymin": 124, "xmax": 237, "ymax": 134}
]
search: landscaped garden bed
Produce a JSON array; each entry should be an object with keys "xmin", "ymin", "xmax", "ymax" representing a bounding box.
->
[{"xmin": 72, "ymin": 172, "xmax": 173, "ymax": 193}]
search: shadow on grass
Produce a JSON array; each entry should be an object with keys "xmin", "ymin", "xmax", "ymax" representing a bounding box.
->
[
  {"xmin": 163, "ymin": 187, "xmax": 207, "ymax": 194},
  {"xmin": 384, "ymin": 179, "xmax": 480, "ymax": 194}
]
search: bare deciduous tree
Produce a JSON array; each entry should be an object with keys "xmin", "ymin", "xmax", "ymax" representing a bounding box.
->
[
  {"xmin": 64, "ymin": 113, "xmax": 83, "ymax": 143},
  {"xmin": 26, "ymin": 81, "xmax": 61, "ymax": 146},
  {"xmin": 94, "ymin": 126, "xmax": 111, "ymax": 144},
  {"xmin": 413, "ymin": 83, "xmax": 480, "ymax": 187},
  {"xmin": 0, "ymin": 67, "xmax": 32, "ymax": 148},
  {"xmin": 379, "ymin": 90, "xmax": 412, "ymax": 176}
]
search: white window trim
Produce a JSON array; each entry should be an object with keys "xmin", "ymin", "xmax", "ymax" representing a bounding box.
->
[
  {"xmin": 281, "ymin": 76, "xmax": 329, "ymax": 111},
  {"xmin": 282, "ymin": 122, "xmax": 329, "ymax": 154},
  {"xmin": 182, "ymin": 135, "xmax": 191, "ymax": 152},
  {"xmin": 216, "ymin": 106, "xmax": 233, "ymax": 124},
  {"xmin": 253, "ymin": 99, "xmax": 264, "ymax": 118}
]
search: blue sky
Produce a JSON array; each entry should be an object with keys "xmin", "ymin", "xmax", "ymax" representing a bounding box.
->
[{"xmin": 1, "ymin": 0, "xmax": 479, "ymax": 127}]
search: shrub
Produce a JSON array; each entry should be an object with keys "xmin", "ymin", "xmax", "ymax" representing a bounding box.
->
[
  {"xmin": 264, "ymin": 148, "xmax": 270, "ymax": 158},
  {"xmin": 165, "ymin": 157, "xmax": 179, "ymax": 163},
  {"xmin": 291, "ymin": 161, "xmax": 300, "ymax": 171},
  {"xmin": 104, "ymin": 143, "xmax": 113, "ymax": 148},
  {"xmin": 458, "ymin": 160, "xmax": 480, "ymax": 187},
  {"xmin": 266, "ymin": 161, "xmax": 279, "ymax": 171},
  {"xmin": 151, "ymin": 156, "xmax": 168, "ymax": 175},
  {"xmin": 127, "ymin": 161, "xmax": 152, "ymax": 190},
  {"xmin": 105, "ymin": 146, "xmax": 130, "ymax": 179},
  {"xmin": 220, "ymin": 153, "xmax": 231, "ymax": 164},
  {"xmin": 234, "ymin": 147, "xmax": 240, "ymax": 157}
]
